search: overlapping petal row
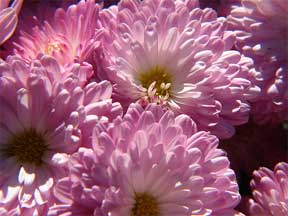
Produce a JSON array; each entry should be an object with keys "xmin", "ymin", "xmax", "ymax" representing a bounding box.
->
[
  {"xmin": 50, "ymin": 103, "xmax": 240, "ymax": 215},
  {"xmin": 0, "ymin": 55, "xmax": 122, "ymax": 215},
  {"xmin": 228, "ymin": 0, "xmax": 288, "ymax": 125},
  {"xmin": 95, "ymin": 0, "xmax": 260, "ymax": 138},
  {"xmin": 249, "ymin": 162, "xmax": 288, "ymax": 216}
]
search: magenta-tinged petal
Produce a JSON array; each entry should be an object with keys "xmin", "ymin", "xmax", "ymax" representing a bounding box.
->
[
  {"xmin": 16, "ymin": 89, "xmax": 31, "ymax": 128},
  {"xmin": 10, "ymin": 0, "xmax": 23, "ymax": 14},
  {"xmin": 0, "ymin": 8, "xmax": 17, "ymax": 45},
  {"xmin": 0, "ymin": 0, "xmax": 22, "ymax": 46}
]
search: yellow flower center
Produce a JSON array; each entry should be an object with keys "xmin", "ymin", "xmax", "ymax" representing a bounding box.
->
[
  {"xmin": 3, "ymin": 128, "xmax": 48, "ymax": 166},
  {"xmin": 138, "ymin": 66, "xmax": 172, "ymax": 98},
  {"xmin": 131, "ymin": 193, "xmax": 159, "ymax": 216},
  {"xmin": 45, "ymin": 42, "xmax": 61, "ymax": 55}
]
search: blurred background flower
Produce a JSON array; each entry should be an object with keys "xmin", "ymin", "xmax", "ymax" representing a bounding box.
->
[{"xmin": 12, "ymin": 0, "xmax": 101, "ymax": 68}]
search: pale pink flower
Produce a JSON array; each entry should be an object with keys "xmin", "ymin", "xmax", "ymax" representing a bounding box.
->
[
  {"xmin": 95, "ymin": 0, "xmax": 259, "ymax": 138},
  {"xmin": 0, "ymin": 0, "xmax": 23, "ymax": 45},
  {"xmin": 51, "ymin": 103, "xmax": 240, "ymax": 215},
  {"xmin": 248, "ymin": 162, "xmax": 288, "ymax": 216},
  {"xmin": 228, "ymin": 0, "xmax": 288, "ymax": 125},
  {"xmin": 0, "ymin": 55, "xmax": 122, "ymax": 215},
  {"xmin": 13, "ymin": 0, "xmax": 101, "ymax": 66}
]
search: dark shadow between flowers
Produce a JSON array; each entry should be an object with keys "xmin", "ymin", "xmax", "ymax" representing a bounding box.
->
[{"xmin": 219, "ymin": 120, "xmax": 288, "ymax": 213}]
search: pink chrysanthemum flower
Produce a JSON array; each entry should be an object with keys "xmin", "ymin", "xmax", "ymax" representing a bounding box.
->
[
  {"xmin": 51, "ymin": 103, "xmax": 240, "ymax": 215},
  {"xmin": 95, "ymin": 0, "xmax": 259, "ymax": 138},
  {"xmin": 13, "ymin": 0, "xmax": 101, "ymax": 66},
  {"xmin": 0, "ymin": 0, "xmax": 23, "ymax": 45},
  {"xmin": 228, "ymin": 0, "xmax": 288, "ymax": 125},
  {"xmin": 0, "ymin": 55, "xmax": 122, "ymax": 215},
  {"xmin": 248, "ymin": 162, "xmax": 288, "ymax": 216}
]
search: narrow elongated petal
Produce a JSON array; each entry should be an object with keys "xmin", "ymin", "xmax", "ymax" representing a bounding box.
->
[{"xmin": 0, "ymin": 8, "xmax": 17, "ymax": 45}]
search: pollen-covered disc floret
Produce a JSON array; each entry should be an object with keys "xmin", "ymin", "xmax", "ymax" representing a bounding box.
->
[
  {"xmin": 3, "ymin": 128, "xmax": 48, "ymax": 166},
  {"xmin": 131, "ymin": 193, "xmax": 159, "ymax": 216},
  {"xmin": 249, "ymin": 162, "xmax": 288, "ymax": 216},
  {"xmin": 138, "ymin": 65, "xmax": 172, "ymax": 98},
  {"xmin": 50, "ymin": 103, "xmax": 240, "ymax": 215},
  {"xmin": 0, "ymin": 55, "xmax": 122, "ymax": 215},
  {"xmin": 13, "ymin": 0, "xmax": 101, "ymax": 66},
  {"xmin": 95, "ymin": 0, "xmax": 259, "ymax": 138},
  {"xmin": 228, "ymin": 0, "xmax": 288, "ymax": 125}
]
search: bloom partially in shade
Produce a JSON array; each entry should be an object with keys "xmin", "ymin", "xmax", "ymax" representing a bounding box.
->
[
  {"xmin": 248, "ymin": 162, "xmax": 288, "ymax": 216},
  {"xmin": 13, "ymin": 0, "xmax": 101, "ymax": 66},
  {"xmin": 103, "ymin": 0, "xmax": 121, "ymax": 8},
  {"xmin": 199, "ymin": 0, "xmax": 241, "ymax": 16},
  {"xmin": 0, "ymin": 55, "xmax": 122, "ymax": 215},
  {"xmin": 95, "ymin": 0, "xmax": 259, "ymax": 138},
  {"xmin": 228, "ymin": 0, "xmax": 288, "ymax": 125},
  {"xmin": 0, "ymin": 0, "xmax": 23, "ymax": 45},
  {"xmin": 51, "ymin": 103, "xmax": 240, "ymax": 215}
]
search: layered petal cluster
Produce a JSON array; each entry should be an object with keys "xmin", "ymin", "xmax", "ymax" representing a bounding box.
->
[
  {"xmin": 13, "ymin": 0, "xmax": 101, "ymax": 66},
  {"xmin": 0, "ymin": 0, "xmax": 23, "ymax": 45},
  {"xmin": 51, "ymin": 104, "xmax": 240, "ymax": 215},
  {"xmin": 95, "ymin": 0, "xmax": 259, "ymax": 138},
  {"xmin": 249, "ymin": 162, "xmax": 288, "ymax": 216},
  {"xmin": 0, "ymin": 56, "xmax": 122, "ymax": 215},
  {"xmin": 228, "ymin": 0, "xmax": 288, "ymax": 124}
]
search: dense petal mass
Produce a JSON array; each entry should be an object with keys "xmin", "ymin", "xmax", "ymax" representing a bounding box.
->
[
  {"xmin": 0, "ymin": 0, "xmax": 23, "ymax": 45},
  {"xmin": 95, "ymin": 0, "xmax": 259, "ymax": 138},
  {"xmin": 13, "ymin": 0, "xmax": 101, "ymax": 66},
  {"xmin": 0, "ymin": 56, "xmax": 122, "ymax": 215},
  {"xmin": 51, "ymin": 103, "xmax": 240, "ymax": 215},
  {"xmin": 249, "ymin": 162, "xmax": 288, "ymax": 216},
  {"xmin": 228, "ymin": 0, "xmax": 288, "ymax": 125}
]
